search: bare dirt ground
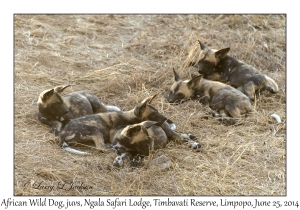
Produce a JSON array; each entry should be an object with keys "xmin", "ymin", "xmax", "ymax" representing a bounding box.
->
[{"xmin": 14, "ymin": 14, "xmax": 286, "ymax": 196}]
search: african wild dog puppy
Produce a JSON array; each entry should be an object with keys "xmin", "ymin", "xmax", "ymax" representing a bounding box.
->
[
  {"xmin": 167, "ymin": 68, "xmax": 253, "ymax": 123},
  {"xmin": 37, "ymin": 85, "xmax": 120, "ymax": 136},
  {"xmin": 112, "ymin": 120, "xmax": 200, "ymax": 167},
  {"xmin": 189, "ymin": 41, "xmax": 279, "ymax": 100},
  {"xmin": 60, "ymin": 94, "xmax": 201, "ymax": 154}
]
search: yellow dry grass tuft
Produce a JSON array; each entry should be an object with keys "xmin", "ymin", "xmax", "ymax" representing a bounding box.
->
[{"xmin": 14, "ymin": 14, "xmax": 286, "ymax": 196}]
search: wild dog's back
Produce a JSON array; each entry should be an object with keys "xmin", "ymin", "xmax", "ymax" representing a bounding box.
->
[{"xmin": 59, "ymin": 109, "xmax": 139, "ymax": 147}]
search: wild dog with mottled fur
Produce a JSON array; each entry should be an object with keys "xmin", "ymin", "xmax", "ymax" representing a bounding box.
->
[
  {"xmin": 167, "ymin": 69, "xmax": 253, "ymax": 121},
  {"xmin": 60, "ymin": 94, "xmax": 201, "ymax": 154},
  {"xmin": 112, "ymin": 120, "xmax": 200, "ymax": 167},
  {"xmin": 189, "ymin": 41, "xmax": 279, "ymax": 100},
  {"xmin": 37, "ymin": 85, "xmax": 120, "ymax": 136}
]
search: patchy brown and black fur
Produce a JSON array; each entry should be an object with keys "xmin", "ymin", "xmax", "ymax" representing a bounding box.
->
[
  {"xmin": 112, "ymin": 120, "xmax": 200, "ymax": 167},
  {"xmin": 189, "ymin": 41, "xmax": 279, "ymax": 100},
  {"xmin": 111, "ymin": 120, "xmax": 168, "ymax": 167},
  {"xmin": 60, "ymin": 94, "xmax": 201, "ymax": 154},
  {"xmin": 167, "ymin": 68, "xmax": 253, "ymax": 123},
  {"xmin": 37, "ymin": 85, "xmax": 120, "ymax": 136}
]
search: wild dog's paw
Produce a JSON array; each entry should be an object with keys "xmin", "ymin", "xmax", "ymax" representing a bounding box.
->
[
  {"xmin": 189, "ymin": 61, "xmax": 196, "ymax": 67},
  {"xmin": 103, "ymin": 144, "xmax": 116, "ymax": 152},
  {"xmin": 179, "ymin": 133, "xmax": 201, "ymax": 151},
  {"xmin": 179, "ymin": 133, "xmax": 198, "ymax": 141},
  {"xmin": 188, "ymin": 134, "xmax": 197, "ymax": 140},
  {"xmin": 113, "ymin": 156, "xmax": 124, "ymax": 167},
  {"xmin": 50, "ymin": 122, "xmax": 63, "ymax": 136},
  {"xmin": 210, "ymin": 111, "xmax": 225, "ymax": 118},
  {"xmin": 189, "ymin": 142, "xmax": 201, "ymax": 152},
  {"xmin": 219, "ymin": 118, "xmax": 237, "ymax": 125},
  {"xmin": 50, "ymin": 126, "xmax": 61, "ymax": 136},
  {"xmin": 130, "ymin": 155, "xmax": 142, "ymax": 168}
]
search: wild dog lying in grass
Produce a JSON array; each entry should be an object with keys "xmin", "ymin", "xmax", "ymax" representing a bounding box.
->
[
  {"xmin": 189, "ymin": 41, "xmax": 279, "ymax": 100},
  {"xmin": 167, "ymin": 69, "xmax": 253, "ymax": 123},
  {"xmin": 38, "ymin": 85, "xmax": 120, "ymax": 136},
  {"xmin": 60, "ymin": 94, "xmax": 201, "ymax": 155},
  {"xmin": 112, "ymin": 120, "xmax": 200, "ymax": 167}
]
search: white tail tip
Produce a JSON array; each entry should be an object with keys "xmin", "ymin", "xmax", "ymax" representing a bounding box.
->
[
  {"xmin": 105, "ymin": 105, "xmax": 121, "ymax": 112},
  {"xmin": 169, "ymin": 123, "xmax": 177, "ymax": 130},
  {"xmin": 62, "ymin": 142, "xmax": 89, "ymax": 155},
  {"xmin": 270, "ymin": 114, "xmax": 281, "ymax": 123}
]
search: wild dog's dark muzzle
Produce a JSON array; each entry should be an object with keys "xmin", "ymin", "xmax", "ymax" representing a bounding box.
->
[
  {"xmin": 153, "ymin": 115, "xmax": 168, "ymax": 124},
  {"xmin": 55, "ymin": 109, "xmax": 71, "ymax": 123},
  {"xmin": 167, "ymin": 93, "xmax": 184, "ymax": 104},
  {"xmin": 167, "ymin": 96, "xmax": 176, "ymax": 104},
  {"xmin": 167, "ymin": 92, "xmax": 185, "ymax": 104},
  {"xmin": 52, "ymin": 103, "xmax": 69, "ymax": 119},
  {"xmin": 196, "ymin": 61, "xmax": 216, "ymax": 75},
  {"xmin": 61, "ymin": 111, "xmax": 74, "ymax": 124}
]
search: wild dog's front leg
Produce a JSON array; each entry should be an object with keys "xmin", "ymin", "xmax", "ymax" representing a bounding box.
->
[
  {"xmin": 242, "ymin": 81, "xmax": 256, "ymax": 100},
  {"xmin": 211, "ymin": 110, "xmax": 237, "ymax": 125},
  {"xmin": 189, "ymin": 61, "xmax": 197, "ymax": 67},
  {"xmin": 38, "ymin": 113, "xmax": 63, "ymax": 136},
  {"xmin": 179, "ymin": 133, "xmax": 201, "ymax": 151},
  {"xmin": 161, "ymin": 122, "xmax": 201, "ymax": 151},
  {"xmin": 194, "ymin": 92, "xmax": 210, "ymax": 105},
  {"xmin": 225, "ymin": 104, "xmax": 241, "ymax": 119}
]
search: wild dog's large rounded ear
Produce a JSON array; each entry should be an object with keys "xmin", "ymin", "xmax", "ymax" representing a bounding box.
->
[
  {"xmin": 135, "ymin": 93, "xmax": 159, "ymax": 117},
  {"xmin": 141, "ymin": 93, "xmax": 159, "ymax": 104},
  {"xmin": 173, "ymin": 68, "xmax": 181, "ymax": 81},
  {"xmin": 54, "ymin": 85, "xmax": 71, "ymax": 93},
  {"xmin": 126, "ymin": 125, "xmax": 142, "ymax": 137},
  {"xmin": 148, "ymin": 93, "xmax": 159, "ymax": 104},
  {"xmin": 41, "ymin": 89, "xmax": 54, "ymax": 102},
  {"xmin": 134, "ymin": 101, "xmax": 147, "ymax": 118},
  {"xmin": 215, "ymin": 47, "xmax": 230, "ymax": 60},
  {"xmin": 187, "ymin": 75, "xmax": 203, "ymax": 89},
  {"xmin": 198, "ymin": 40, "xmax": 206, "ymax": 50}
]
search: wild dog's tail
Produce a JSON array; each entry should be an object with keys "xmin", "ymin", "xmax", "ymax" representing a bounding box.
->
[
  {"xmin": 265, "ymin": 75, "xmax": 279, "ymax": 93},
  {"xmin": 61, "ymin": 142, "xmax": 89, "ymax": 155},
  {"xmin": 166, "ymin": 119, "xmax": 176, "ymax": 130},
  {"xmin": 60, "ymin": 133, "xmax": 89, "ymax": 155},
  {"xmin": 105, "ymin": 105, "xmax": 121, "ymax": 112}
]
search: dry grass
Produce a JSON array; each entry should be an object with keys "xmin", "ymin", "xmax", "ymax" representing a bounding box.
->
[{"xmin": 14, "ymin": 14, "xmax": 286, "ymax": 196}]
